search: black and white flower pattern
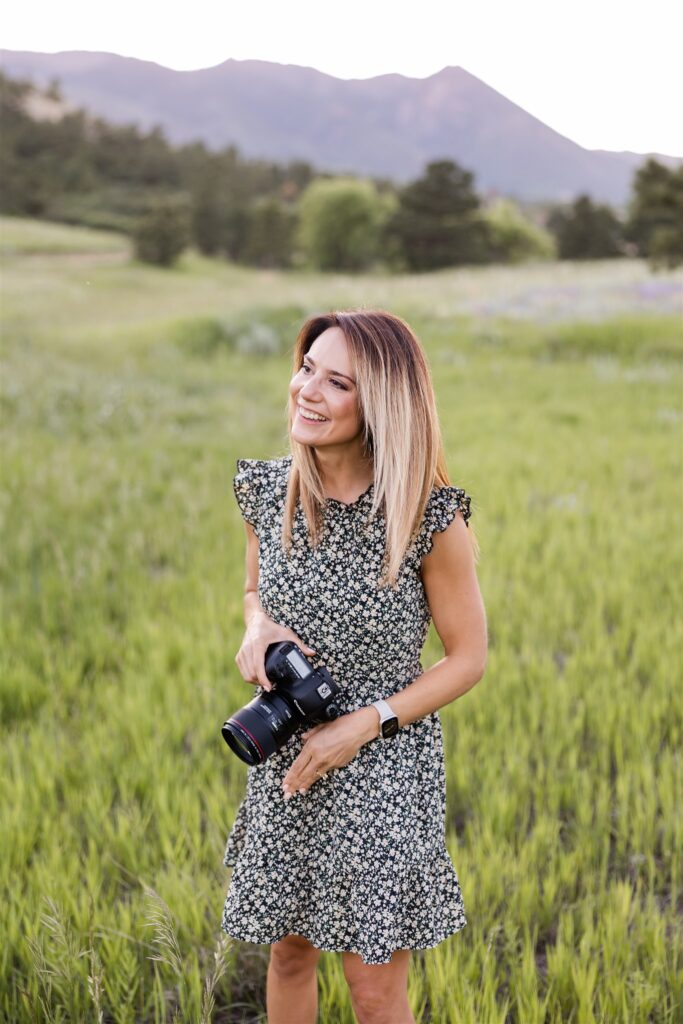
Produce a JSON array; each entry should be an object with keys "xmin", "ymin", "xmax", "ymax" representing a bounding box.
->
[{"xmin": 221, "ymin": 455, "xmax": 472, "ymax": 965}]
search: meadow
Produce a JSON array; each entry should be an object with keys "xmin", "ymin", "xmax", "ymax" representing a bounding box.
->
[{"xmin": 1, "ymin": 215, "xmax": 682, "ymax": 1023}]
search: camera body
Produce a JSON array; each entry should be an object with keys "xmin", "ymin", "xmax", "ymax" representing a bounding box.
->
[{"xmin": 221, "ymin": 641, "xmax": 342, "ymax": 765}]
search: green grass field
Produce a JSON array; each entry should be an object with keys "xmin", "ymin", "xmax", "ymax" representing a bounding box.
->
[{"xmin": 1, "ymin": 216, "xmax": 682, "ymax": 1023}]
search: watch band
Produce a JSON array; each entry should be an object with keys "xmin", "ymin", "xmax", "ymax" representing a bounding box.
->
[{"xmin": 370, "ymin": 698, "xmax": 399, "ymax": 739}]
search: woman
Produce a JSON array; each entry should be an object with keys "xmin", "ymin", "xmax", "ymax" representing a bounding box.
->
[{"xmin": 221, "ymin": 310, "xmax": 488, "ymax": 1024}]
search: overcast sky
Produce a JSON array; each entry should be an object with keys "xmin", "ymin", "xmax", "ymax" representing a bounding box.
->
[{"xmin": 4, "ymin": 0, "xmax": 682, "ymax": 155}]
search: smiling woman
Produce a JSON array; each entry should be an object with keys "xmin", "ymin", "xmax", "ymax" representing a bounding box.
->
[{"xmin": 221, "ymin": 309, "xmax": 487, "ymax": 1024}]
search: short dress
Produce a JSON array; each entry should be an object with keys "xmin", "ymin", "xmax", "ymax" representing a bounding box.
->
[{"xmin": 221, "ymin": 454, "xmax": 473, "ymax": 965}]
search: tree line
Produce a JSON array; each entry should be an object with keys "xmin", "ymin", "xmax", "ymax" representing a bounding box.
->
[{"xmin": 1, "ymin": 71, "xmax": 681, "ymax": 270}]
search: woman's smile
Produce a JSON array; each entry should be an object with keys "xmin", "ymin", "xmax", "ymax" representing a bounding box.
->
[{"xmin": 297, "ymin": 406, "xmax": 329, "ymax": 424}]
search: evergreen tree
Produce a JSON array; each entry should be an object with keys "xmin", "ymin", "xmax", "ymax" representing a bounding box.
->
[
  {"xmin": 546, "ymin": 195, "xmax": 623, "ymax": 259},
  {"xmin": 133, "ymin": 195, "xmax": 192, "ymax": 267},
  {"xmin": 190, "ymin": 156, "xmax": 232, "ymax": 256},
  {"xmin": 244, "ymin": 197, "xmax": 297, "ymax": 268},
  {"xmin": 626, "ymin": 159, "xmax": 683, "ymax": 268},
  {"xmin": 387, "ymin": 160, "xmax": 488, "ymax": 271},
  {"xmin": 185, "ymin": 148, "xmax": 254, "ymax": 260}
]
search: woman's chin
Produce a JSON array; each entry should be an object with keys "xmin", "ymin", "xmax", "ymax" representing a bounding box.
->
[{"xmin": 291, "ymin": 429, "xmax": 316, "ymax": 447}]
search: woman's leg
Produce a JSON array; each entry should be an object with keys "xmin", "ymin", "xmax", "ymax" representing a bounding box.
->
[
  {"xmin": 266, "ymin": 933, "xmax": 321, "ymax": 1024},
  {"xmin": 341, "ymin": 949, "xmax": 415, "ymax": 1024}
]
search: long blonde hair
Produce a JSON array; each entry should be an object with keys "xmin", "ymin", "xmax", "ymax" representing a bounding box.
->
[{"xmin": 281, "ymin": 309, "xmax": 478, "ymax": 587}]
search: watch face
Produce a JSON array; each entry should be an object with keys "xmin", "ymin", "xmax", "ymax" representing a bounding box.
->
[{"xmin": 381, "ymin": 716, "xmax": 399, "ymax": 738}]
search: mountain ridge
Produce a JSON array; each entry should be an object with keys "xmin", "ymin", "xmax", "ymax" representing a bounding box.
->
[{"xmin": 2, "ymin": 48, "xmax": 680, "ymax": 206}]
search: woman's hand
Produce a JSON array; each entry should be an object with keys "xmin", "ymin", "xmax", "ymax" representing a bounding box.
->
[
  {"xmin": 281, "ymin": 707, "xmax": 378, "ymax": 799},
  {"xmin": 235, "ymin": 611, "xmax": 316, "ymax": 692}
]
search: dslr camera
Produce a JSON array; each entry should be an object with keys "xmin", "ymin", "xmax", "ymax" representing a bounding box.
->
[{"xmin": 222, "ymin": 641, "xmax": 342, "ymax": 765}]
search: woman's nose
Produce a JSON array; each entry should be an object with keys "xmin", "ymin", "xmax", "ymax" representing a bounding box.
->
[{"xmin": 299, "ymin": 376, "xmax": 322, "ymax": 399}]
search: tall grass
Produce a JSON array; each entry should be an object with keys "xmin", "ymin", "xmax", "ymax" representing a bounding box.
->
[{"xmin": 1, "ymin": 217, "xmax": 681, "ymax": 1021}]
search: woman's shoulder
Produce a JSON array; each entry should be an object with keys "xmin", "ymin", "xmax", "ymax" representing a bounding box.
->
[
  {"xmin": 412, "ymin": 481, "xmax": 473, "ymax": 559},
  {"xmin": 235, "ymin": 453, "xmax": 291, "ymax": 472},
  {"xmin": 233, "ymin": 455, "xmax": 291, "ymax": 530},
  {"xmin": 425, "ymin": 481, "xmax": 472, "ymax": 515},
  {"xmin": 234, "ymin": 454, "xmax": 292, "ymax": 492},
  {"xmin": 423, "ymin": 482, "xmax": 472, "ymax": 528}
]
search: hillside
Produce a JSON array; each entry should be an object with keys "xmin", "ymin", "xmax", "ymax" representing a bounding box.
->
[{"xmin": 2, "ymin": 49, "xmax": 680, "ymax": 206}]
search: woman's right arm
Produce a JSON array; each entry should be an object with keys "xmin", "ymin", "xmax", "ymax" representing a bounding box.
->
[
  {"xmin": 235, "ymin": 521, "xmax": 316, "ymax": 692},
  {"xmin": 242, "ymin": 520, "xmax": 265, "ymax": 628}
]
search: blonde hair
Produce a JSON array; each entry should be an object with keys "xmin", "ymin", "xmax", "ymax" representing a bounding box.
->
[{"xmin": 281, "ymin": 309, "xmax": 478, "ymax": 587}]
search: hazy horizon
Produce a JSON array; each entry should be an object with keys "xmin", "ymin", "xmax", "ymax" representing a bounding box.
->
[{"xmin": 3, "ymin": 0, "xmax": 682, "ymax": 156}]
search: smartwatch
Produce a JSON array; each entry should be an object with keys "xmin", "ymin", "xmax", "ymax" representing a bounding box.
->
[{"xmin": 370, "ymin": 698, "xmax": 399, "ymax": 739}]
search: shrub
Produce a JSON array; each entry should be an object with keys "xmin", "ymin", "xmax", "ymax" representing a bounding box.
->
[
  {"xmin": 481, "ymin": 198, "xmax": 556, "ymax": 263},
  {"xmin": 173, "ymin": 306, "xmax": 308, "ymax": 358},
  {"xmin": 133, "ymin": 195, "xmax": 192, "ymax": 267},
  {"xmin": 297, "ymin": 178, "xmax": 392, "ymax": 271}
]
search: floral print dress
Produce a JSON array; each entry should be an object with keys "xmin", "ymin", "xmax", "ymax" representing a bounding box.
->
[{"xmin": 221, "ymin": 454, "xmax": 473, "ymax": 965}]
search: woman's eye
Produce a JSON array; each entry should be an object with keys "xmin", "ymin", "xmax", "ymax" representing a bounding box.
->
[{"xmin": 301, "ymin": 364, "xmax": 346, "ymax": 390}]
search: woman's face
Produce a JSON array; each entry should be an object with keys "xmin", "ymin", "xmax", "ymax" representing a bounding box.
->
[{"xmin": 289, "ymin": 327, "xmax": 364, "ymax": 450}]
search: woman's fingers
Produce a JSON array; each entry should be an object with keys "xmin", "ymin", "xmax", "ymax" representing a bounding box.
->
[
  {"xmin": 282, "ymin": 751, "xmax": 323, "ymax": 799},
  {"xmin": 256, "ymin": 656, "xmax": 272, "ymax": 691},
  {"xmin": 288, "ymin": 630, "xmax": 316, "ymax": 656},
  {"xmin": 236, "ymin": 624, "xmax": 318, "ymax": 694},
  {"xmin": 236, "ymin": 646, "xmax": 272, "ymax": 691},
  {"xmin": 282, "ymin": 731, "xmax": 338, "ymax": 797},
  {"xmin": 249, "ymin": 645, "xmax": 272, "ymax": 690}
]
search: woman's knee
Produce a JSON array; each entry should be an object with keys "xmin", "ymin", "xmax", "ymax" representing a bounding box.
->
[
  {"xmin": 269, "ymin": 934, "xmax": 321, "ymax": 979},
  {"xmin": 342, "ymin": 950, "xmax": 411, "ymax": 1024}
]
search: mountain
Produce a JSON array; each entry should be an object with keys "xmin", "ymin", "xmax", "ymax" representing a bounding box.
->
[{"xmin": 1, "ymin": 49, "xmax": 680, "ymax": 207}]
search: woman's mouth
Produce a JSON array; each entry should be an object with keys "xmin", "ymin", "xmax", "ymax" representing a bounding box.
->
[{"xmin": 297, "ymin": 407, "xmax": 329, "ymax": 424}]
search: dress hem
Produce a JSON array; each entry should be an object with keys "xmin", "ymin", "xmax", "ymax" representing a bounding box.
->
[{"xmin": 219, "ymin": 917, "xmax": 467, "ymax": 966}]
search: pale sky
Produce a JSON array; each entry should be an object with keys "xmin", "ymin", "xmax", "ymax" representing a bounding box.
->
[{"xmin": 3, "ymin": 0, "xmax": 682, "ymax": 155}]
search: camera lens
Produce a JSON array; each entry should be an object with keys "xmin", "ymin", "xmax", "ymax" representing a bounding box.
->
[
  {"xmin": 221, "ymin": 721, "xmax": 263, "ymax": 765},
  {"xmin": 222, "ymin": 690, "xmax": 298, "ymax": 765}
]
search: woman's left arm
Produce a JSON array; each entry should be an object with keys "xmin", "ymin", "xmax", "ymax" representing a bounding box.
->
[
  {"xmin": 282, "ymin": 512, "xmax": 487, "ymax": 797},
  {"xmin": 353, "ymin": 510, "xmax": 488, "ymax": 742}
]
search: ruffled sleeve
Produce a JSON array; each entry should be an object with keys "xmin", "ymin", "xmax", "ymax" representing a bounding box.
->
[
  {"xmin": 233, "ymin": 458, "xmax": 266, "ymax": 533},
  {"xmin": 415, "ymin": 485, "xmax": 472, "ymax": 559}
]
